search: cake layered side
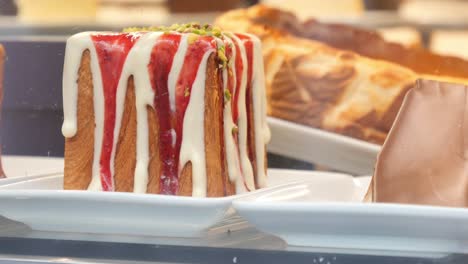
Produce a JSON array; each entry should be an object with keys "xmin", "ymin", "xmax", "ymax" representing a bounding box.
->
[{"xmin": 62, "ymin": 26, "xmax": 270, "ymax": 197}]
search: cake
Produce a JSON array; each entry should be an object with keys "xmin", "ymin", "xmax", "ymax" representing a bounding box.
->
[
  {"xmin": 366, "ymin": 79, "xmax": 468, "ymax": 207},
  {"xmin": 62, "ymin": 24, "xmax": 270, "ymax": 196},
  {"xmin": 215, "ymin": 5, "xmax": 468, "ymax": 144},
  {"xmin": 0, "ymin": 45, "xmax": 4, "ymax": 178}
]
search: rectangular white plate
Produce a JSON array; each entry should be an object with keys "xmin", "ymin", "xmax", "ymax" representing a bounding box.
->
[
  {"xmin": 233, "ymin": 182, "xmax": 468, "ymax": 254},
  {"xmin": 0, "ymin": 169, "xmax": 362, "ymax": 238},
  {"xmin": 267, "ymin": 117, "xmax": 380, "ymax": 175},
  {"xmin": 0, "ymin": 156, "xmax": 64, "ymax": 185}
]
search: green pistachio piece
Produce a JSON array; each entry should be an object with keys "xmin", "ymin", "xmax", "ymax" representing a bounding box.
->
[
  {"xmin": 169, "ymin": 24, "xmax": 180, "ymax": 30},
  {"xmin": 217, "ymin": 44, "xmax": 228, "ymax": 69},
  {"xmin": 224, "ymin": 89, "xmax": 232, "ymax": 102},
  {"xmin": 188, "ymin": 34, "xmax": 199, "ymax": 45},
  {"xmin": 123, "ymin": 23, "xmax": 228, "ymax": 39}
]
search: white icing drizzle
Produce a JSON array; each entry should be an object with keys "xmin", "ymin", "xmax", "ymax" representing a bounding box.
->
[
  {"xmin": 179, "ymin": 50, "xmax": 215, "ymax": 197},
  {"xmin": 222, "ymin": 36, "xmax": 247, "ymax": 194},
  {"xmin": 62, "ymin": 31, "xmax": 269, "ymax": 196},
  {"xmin": 115, "ymin": 32, "xmax": 163, "ymax": 193},
  {"xmin": 230, "ymin": 34, "xmax": 256, "ymax": 191},
  {"xmin": 247, "ymin": 33, "xmax": 271, "ymax": 188},
  {"xmin": 107, "ymin": 32, "xmax": 146, "ymax": 192},
  {"xmin": 168, "ymin": 34, "xmax": 189, "ymax": 112},
  {"xmin": 62, "ymin": 32, "xmax": 105, "ymax": 192}
]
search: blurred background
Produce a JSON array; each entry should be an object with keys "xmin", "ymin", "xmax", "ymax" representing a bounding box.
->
[{"xmin": 0, "ymin": 0, "xmax": 468, "ymax": 166}]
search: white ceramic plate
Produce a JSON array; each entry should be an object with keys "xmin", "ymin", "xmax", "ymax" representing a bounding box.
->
[
  {"xmin": 0, "ymin": 156, "xmax": 64, "ymax": 185},
  {"xmin": 0, "ymin": 169, "xmax": 360, "ymax": 238},
  {"xmin": 267, "ymin": 117, "xmax": 380, "ymax": 175},
  {"xmin": 233, "ymin": 180, "xmax": 468, "ymax": 254}
]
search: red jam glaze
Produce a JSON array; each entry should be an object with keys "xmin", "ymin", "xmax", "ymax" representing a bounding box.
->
[
  {"xmin": 92, "ymin": 33, "xmax": 140, "ymax": 191},
  {"xmin": 148, "ymin": 34, "xmax": 181, "ymax": 195},
  {"xmin": 174, "ymin": 36, "xmax": 217, "ymax": 192},
  {"xmin": 175, "ymin": 36, "xmax": 216, "ymax": 130},
  {"xmin": 150, "ymin": 34, "xmax": 216, "ymax": 195},
  {"xmin": 231, "ymin": 39, "xmax": 244, "ymax": 124},
  {"xmin": 92, "ymin": 32, "xmax": 243, "ymax": 194},
  {"xmin": 235, "ymin": 34, "xmax": 255, "ymax": 169}
]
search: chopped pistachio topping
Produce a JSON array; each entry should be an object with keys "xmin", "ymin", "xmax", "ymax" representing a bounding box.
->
[
  {"xmin": 123, "ymin": 23, "xmax": 230, "ymax": 69},
  {"xmin": 123, "ymin": 23, "xmax": 223, "ymax": 37},
  {"xmin": 218, "ymin": 48, "xmax": 228, "ymax": 64},
  {"xmin": 188, "ymin": 34, "xmax": 200, "ymax": 45},
  {"xmin": 224, "ymin": 89, "xmax": 232, "ymax": 102},
  {"xmin": 217, "ymin": 44, "xmax": 229, "ymax": 69}
]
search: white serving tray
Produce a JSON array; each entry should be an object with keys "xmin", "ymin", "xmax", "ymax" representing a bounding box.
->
[
  {"xmin": 0, "ymin": 155, "xmax": 64, "ymax": 185},
  {"xmin": 267, "ymin": 117, "xmax": 380, "ymax": 175},
  {"xmin": 234, "ymin": 184, "xmax": 468, "ymax": 254},
  {"xmin": 0, "ymin": 169, "xmax": 363, "ymax": 238}
]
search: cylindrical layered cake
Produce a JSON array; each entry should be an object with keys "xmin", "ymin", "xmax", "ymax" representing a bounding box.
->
[{"xmin": 62, "ymin": 24, "xmax": 270, "ymax": 197}]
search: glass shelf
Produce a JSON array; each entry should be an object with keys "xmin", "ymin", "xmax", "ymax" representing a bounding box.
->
[{"xmin": 0, "ymin": 215, "xmax": 466, "ymax": 264}]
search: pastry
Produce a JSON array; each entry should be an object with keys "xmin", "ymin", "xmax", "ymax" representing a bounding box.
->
[
  {"xmin": 216, "ymin": 4, "xmax": 468, "ymax": 80},
  {"xmin": 257, "ymin": 29, "xmax": 416, "ymax": 144},
  {"xmin": 216, "ymin": 5, "xmax": 468, "ymax": 144},
  {"xmin": 217, "ymin": 11, "xmax": 418, "ymax": 144},
  {"xmin": 62, "ymin": 24, "xmax": 270, "ymax": 196},
  {"xmin": 367, "ymin": 79, "xmax": 468, "ymax": 207}
]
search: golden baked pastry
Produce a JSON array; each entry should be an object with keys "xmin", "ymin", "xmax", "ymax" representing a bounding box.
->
[
  {"xmin": 216, "ymin": 5, "xmax": 468, "ymax": 144},
  {"xmin": 217, "ymin": 4, "xmax": 468, "ymax": 79},
  {"xmin": 217, "ymin": 16, "xmax": 418, "ymax": 143},
  {"xmin": 261, "ymin": 29, "xmax": 416, "ymax": 144}
]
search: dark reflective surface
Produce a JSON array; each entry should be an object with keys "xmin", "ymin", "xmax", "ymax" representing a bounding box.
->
[
  {"xmin": 0, "ymin": 237, "xmax": 467, "ymax": 264},
  {"xmin": 1, "ymin": 39, "xmax": 64, "ymax": 156}
]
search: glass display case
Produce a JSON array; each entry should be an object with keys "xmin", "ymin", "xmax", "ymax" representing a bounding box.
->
[{"xmin": 1, "ymin": 1, "xmax": 468, "ymax": 263}]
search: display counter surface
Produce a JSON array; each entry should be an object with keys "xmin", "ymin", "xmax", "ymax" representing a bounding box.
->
[{"xmin": 0, "ymin": 223, "xmax": 466, "ymax": 264}]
